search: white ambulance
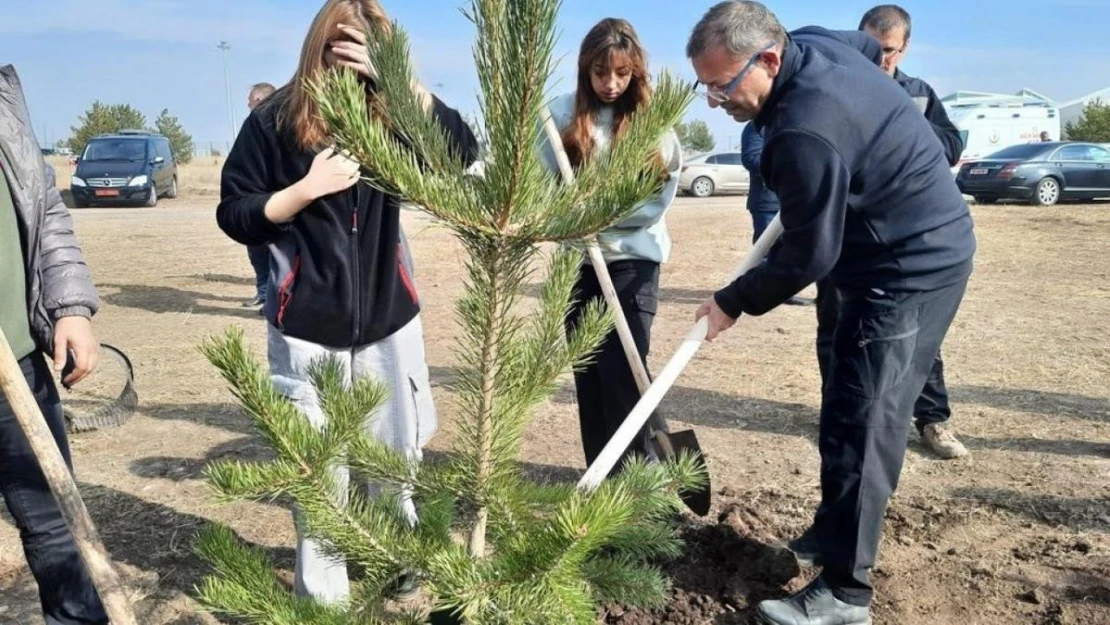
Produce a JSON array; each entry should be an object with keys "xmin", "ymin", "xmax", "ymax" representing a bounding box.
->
[{"xmin": 942, "ymin": 90, "xmax": 1060, "ymax": 172}]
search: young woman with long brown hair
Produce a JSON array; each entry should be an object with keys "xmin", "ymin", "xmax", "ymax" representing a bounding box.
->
[
  {"xmin": 217, "ymin": 0, "xmax": 478, "ymax": 603},
  {"xmin": 540, "ymin": 17, "xmax": 682, "ymax": 472}
]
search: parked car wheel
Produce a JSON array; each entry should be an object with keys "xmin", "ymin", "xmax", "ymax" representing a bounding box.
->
[
  {"xmin": 691, "ymin": 176, "xmax": 715, "ymax": 198},
  {"xmin": 145, "ymin": 184, "xmax": 158, "ymax": 207},
  {"xmin": 73, "ymin": 198, "xmax": 88, "ymax": 209},
  {"xmin": 1033, "ymin": 177, "xmax": 1060, "ymax": 206},
  {"xmin": 165, "ymin": 176, "xmax": 179, "ymax": 199},
  {"xmin": 973, "ymin": 196, "xmax": 998, "ymax": 205}
]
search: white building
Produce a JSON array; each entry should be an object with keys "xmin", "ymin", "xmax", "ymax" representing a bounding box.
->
[{"xmin": 1060, "ymin": 87, "xmax": 1110, "ymax": 135}]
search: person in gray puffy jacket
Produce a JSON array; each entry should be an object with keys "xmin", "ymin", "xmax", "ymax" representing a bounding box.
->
[{"xmin": 1, "ymin": 64, "xmax": 108, "ymax": 625}]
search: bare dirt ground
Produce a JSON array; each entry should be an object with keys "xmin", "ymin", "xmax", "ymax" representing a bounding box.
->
[{"xmin": 1, "ymin": 186, "xmax": 1107, "ymax": 624}]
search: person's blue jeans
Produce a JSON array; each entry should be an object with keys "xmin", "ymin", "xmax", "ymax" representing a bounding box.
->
[
  {"xmin": 246, "ymin": 244, "xmax": 269, "ymax": 302},
  {"xmin": 0, "ymin": 355, "xmax": 108, "ymax": 625},
  {"xmin": 750, "ymin": 208, "xmax": 778, "ymax": 244}
]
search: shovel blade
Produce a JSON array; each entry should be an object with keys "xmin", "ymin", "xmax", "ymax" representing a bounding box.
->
[{"xmin": 652, "ymin": 429, "xmax": 712, "ymax": 516}]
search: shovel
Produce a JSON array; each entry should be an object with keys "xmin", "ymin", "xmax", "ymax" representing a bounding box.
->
[
  {"xmin": 0, "ymin": 330, "xmax": 138, "ymax": 625},
  {"xmin": 540, "ymin": 107, "xmax": 711, "ymax": 515},
  {"xmin": 577, "ymin": 213, "xmax": 785, "ymax": 497}
]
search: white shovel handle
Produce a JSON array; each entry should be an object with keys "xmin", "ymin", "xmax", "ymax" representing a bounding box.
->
[
  {"xmin": 727, "ymin": 215, "xmax": 783, "ymax": 283},
  {"xmin": 578, "ymin": 214, "xmax": 784, "ymax": 490}
]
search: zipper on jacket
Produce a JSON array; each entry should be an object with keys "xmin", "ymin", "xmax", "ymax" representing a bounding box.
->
[{"xmin": 350, "ymin": 184, "xmax": 362, "ymax": 346}]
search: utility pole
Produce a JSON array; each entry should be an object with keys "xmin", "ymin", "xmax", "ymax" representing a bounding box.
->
[{"xmin": 218, "ymin": 41, "xmax": 236, "ymax": 149}]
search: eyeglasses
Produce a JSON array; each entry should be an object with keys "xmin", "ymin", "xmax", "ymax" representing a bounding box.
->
[{"xmin": 693, "ymin": 42, "xmax": 775, "ymax": 103}]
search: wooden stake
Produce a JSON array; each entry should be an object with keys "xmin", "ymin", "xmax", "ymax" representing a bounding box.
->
[{"xmin": 0, "ymin": 329, "xmax": 137, "ymax": 625}]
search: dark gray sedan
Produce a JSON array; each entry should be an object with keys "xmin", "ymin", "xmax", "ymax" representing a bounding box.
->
[{"xmin": 956, "ymin": 142, "xmax": 1110, "ymax": 206}]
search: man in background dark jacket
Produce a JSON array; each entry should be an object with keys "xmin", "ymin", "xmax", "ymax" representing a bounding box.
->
[
  {"xmin": 241, "ymin": 82, "xmax": 276, "ymax": 312},
  {"xmin": 817, "ymin": 4, "xmax": 968, "ymax": 460},
  {"xmin": 862, "ymin": 6, "xmax": 963, "ymax": 165},
  {"xmin": 740, "ymin": 122, "xmax": 779, "ymax": 241}
]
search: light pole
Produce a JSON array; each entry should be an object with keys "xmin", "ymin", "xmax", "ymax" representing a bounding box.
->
[{"xmin": 218, "ymin": 41, "xmax": 236, "ymax": 150}]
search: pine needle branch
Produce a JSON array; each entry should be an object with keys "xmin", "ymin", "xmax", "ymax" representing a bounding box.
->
[
  {"xmin": 582, "ymin": 555, "xmax": 670, "ymax": 609},
  {"xmin": 195, "ymin": 524, "xmax": 357, "ymax": 625},
  {"xmin": 199, "ymin": 1, "xmax": 703, "ymax": 620},
  {"xmin": 311, "ymin": 70, "xmax": 491, "ymax": 234}
]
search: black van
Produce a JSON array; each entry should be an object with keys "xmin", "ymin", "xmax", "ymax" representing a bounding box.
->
[{"xmin": 70, "ymin": 130, "xmax": 178, "ymax": 207}]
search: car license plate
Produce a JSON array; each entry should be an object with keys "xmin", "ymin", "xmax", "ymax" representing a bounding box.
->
[
  {"xmin": 970, "ymin": 168, "xmax": 989, "ymax": 175},
  {"xmin": 94, "ymin": 189, "xmax": 120, "ymax": 197}
]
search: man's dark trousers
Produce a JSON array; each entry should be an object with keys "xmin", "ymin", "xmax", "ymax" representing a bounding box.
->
[
  {"xmin": 813, "ymin": 276, "xmax": 968, "ymax": 606},
  {"xmin": 815, "ymin": 276, "xmax": 951, "ymax": 432},
  {"xmin": 0, "ymin": 355, "xmax": 108, "ymax": 625},
  {"xmin": 246, "ymin": 244, "xmax": 269, "ymax": 302}
]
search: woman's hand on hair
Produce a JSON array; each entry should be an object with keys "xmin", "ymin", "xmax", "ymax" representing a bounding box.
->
[
  {"xmin": 332, "ymin": 24, "xmax": 378, "ymax": 81},
  {"xmin": 334, "ymin": 23, "xmax": 434, "ymax": 113}
]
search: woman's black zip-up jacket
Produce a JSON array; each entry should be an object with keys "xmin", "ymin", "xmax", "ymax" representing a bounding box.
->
[{"xmin": 217, "ymin": 87, "xmax": 478, "ymax": 348}]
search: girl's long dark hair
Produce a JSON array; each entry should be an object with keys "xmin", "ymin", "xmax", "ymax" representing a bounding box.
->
[{"xmin": 561, "ymin": 18, "xmax": 653, "ymax": 168}]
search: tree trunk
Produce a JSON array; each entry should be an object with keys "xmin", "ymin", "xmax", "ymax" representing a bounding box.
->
[{"xmin": 468, "ymin": 253, "xmax": 502, "ymax": 559}]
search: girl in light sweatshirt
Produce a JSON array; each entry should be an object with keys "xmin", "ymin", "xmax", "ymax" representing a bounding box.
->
[{"xmin": 540, "ymin": 17, "xmax": 683, "ymax": 471}]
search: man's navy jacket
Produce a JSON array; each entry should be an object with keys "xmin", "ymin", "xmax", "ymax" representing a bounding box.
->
[{"xmin": 715, "ymin": 27, "xmax": 975, "ymax": 317}]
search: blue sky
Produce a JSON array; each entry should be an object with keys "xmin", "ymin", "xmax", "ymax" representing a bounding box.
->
[{"xmin": 2, "ymin": 0, "xmax": 1107, "ymax": 152}]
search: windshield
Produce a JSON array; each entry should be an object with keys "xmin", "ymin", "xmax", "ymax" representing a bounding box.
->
[
  {"xmin": 82, "ymin": 138, "xmax": 148, "ymax": 162},
  {"xmin": 983, "ymin": 144, "xmax": 1049, "ymax": 160}
]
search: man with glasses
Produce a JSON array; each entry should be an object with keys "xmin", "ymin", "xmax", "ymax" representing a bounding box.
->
[
  {"xmin": 860, "ymin": 5, "xmax": 963, "ymax": 168},
  {"xmin": 815, "ymin": 4, "xmax": 968, "ymax": 461},
  {"xmin": 686, "ymin": 2, "xmax": 976, "ymax": 623}
]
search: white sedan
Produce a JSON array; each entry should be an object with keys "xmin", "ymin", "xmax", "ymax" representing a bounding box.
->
[{"xmin": 678, "ymin": 151, "xmax": 751, "ymax": 197}]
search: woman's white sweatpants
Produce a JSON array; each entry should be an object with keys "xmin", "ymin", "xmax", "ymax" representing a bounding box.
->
[{"xmin": 266, "ymin": 315, "xmax": 437, "ymax": 603}]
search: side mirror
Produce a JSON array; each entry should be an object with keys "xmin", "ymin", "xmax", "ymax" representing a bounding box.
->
[{"xmin": 152, "ymin": 156, "xmax": 165, "ymax": 165}]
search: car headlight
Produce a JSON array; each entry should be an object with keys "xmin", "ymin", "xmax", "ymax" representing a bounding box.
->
[
  {"xmin": 128, "ymin": 175, "xmax": 149, "ymax": 187},
  {"xmin": 71, "ymin": 176, "xmax": 86, "ymax": 187}
]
